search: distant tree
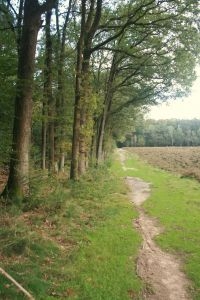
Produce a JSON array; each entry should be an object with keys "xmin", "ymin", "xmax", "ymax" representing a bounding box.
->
[{"xmin": 122, "ymin": 119, "xmax": 200, "ymax": 148}]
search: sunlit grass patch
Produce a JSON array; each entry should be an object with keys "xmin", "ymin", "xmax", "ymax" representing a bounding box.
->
[{"xmin": 63, "ymin": 194, "xmax": 142, "ymax": 300}]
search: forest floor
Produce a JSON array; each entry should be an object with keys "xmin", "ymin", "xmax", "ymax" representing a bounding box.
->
[{"xmin": 119, "ymin": 149, "xmax": 191, "ymax": 300}]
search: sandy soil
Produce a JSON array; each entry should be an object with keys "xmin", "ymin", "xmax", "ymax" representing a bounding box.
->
[{"xmin": 118, "ymin": 149, "xmax": 191, "ymax": 299}]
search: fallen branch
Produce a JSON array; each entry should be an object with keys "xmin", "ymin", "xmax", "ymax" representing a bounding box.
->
[{"xmin": 0, "ymin": 267, "xmax": 35, "ymax": 299}]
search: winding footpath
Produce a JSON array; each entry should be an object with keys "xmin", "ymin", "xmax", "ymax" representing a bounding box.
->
[{"xmin": 118, "ymin": 149, "xmax": 191, "ymax": 300}]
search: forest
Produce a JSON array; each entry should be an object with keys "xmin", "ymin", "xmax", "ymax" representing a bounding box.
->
[
  {"xmin": 0, "ymin": 0, "xmax": 200, "ymax": 201},
  {"xmin": 121, "ymin": 119, "xmax": 200, "ymax": 147}
]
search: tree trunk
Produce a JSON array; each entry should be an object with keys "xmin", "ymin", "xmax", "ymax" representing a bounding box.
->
[
  {"xmin": 59, "ymin": 152, "xmax": 65, "ymax": 172},
  {"xmin": 41, "ymin": 99, "xmax": 47, "ymax": 170},
  {"xmin": 78, "ymin": 59, "xmax": 90, "ymax": 174},
  {"xmin": 48, "ymin": 109, "xmax": 55, "ymax": 172},
  {"xmin": 96, "ymin": 54, "xmax": 117, "ymax": 164},
  {"xmin": 70, "ymin": 38, "xmax": 83, "ymax": 180},
  {"xmin": 2, "ymin": 0, "xmax": 56, "ymax": 201},
  {"xmin": 70, "ymin": 0, "xmax": 102, "ymax": 180},
  {"xmin": 55, "ymin": 0, "xmax": 72, "ymax": 172},
  {"xmin": 96, "ymin": 107, "xmax": 107, "ymax": 164},
  {"xmin": 43, "ymin": 10, "xmax": 55, "ymax": 173}
]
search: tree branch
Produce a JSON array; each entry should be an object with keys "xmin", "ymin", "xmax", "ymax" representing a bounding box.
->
[{"xmin": 0, "ymin": 267, "xmax": 34, "ymax": 300}]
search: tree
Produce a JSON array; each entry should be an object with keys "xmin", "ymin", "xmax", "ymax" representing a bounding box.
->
[
  {"xmin": 70, "ymin": 0, "xmax": 103, "ymax": 179},
  {"xmin": 42, "ymin": 10, "xmax": 54, "ymax": 172},
  {"xmin": 121, "ymin": 119, "xmax": 200, "ymax": 148},
  {"xmin": 92, "ymin": 0, "xmax": 200, "ymax": 157},
  {"xmin": 2, "ymin": 0, "xmax": 56, "ymax": 202},
  {"xmin": 55, "ymin": 0, "xmax": 73, "ymax": 172}
]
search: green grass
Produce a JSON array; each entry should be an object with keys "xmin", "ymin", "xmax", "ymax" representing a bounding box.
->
[
  {"xmin": 0, "ymin": 164, "xmax": 143, "ymax": 299},
  {"xmin": 119, "ymin": 149, "xmax": 200, "ymax": 299},
  {"xmin": 3, "ymin": 150, "xmax": 200, "ymax": 299}
]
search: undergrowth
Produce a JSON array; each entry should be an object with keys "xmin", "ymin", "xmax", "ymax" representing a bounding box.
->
[{"xmin": 0, "ymin": 164, "xmax": 142, "ymax": 299}]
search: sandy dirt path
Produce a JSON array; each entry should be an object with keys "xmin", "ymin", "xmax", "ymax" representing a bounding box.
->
[{"xmin": 118, "ymin": 149, "xmax": 191, "ymax": 300}]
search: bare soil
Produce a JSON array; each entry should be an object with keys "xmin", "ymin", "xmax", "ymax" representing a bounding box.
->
[
  {"xmin": 118, "ymin": 149, "xmax": 191, "ymax": 299},
  {"xmin": 126, "ymin": 146, "xmax": 200, "ymax": 182}
]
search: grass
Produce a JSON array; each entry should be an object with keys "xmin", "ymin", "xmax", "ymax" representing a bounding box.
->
[
  {"xmin": 0, "ymin": 164, "xmax": 143, "ymax": 299},
  {"xmin": 3, "ymin": 149, "xmax": 199, "ymax": 299},
  {"xmin": 118, "ymin": 149, "xmax": 200, "ymax": 299}
]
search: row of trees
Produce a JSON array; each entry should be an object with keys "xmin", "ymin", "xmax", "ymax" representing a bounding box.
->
[
  {"xmin": 0, "ymin": 0, "xmax": 200, "ymax": 201},
  {"xmin": 122, "ymin": 119, "xmax": 200, "ymax": 147}
]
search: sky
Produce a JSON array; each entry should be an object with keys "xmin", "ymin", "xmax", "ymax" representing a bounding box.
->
[{"xmin": 146, "ymin": 68, "xmax": 200, "ymax": 120}]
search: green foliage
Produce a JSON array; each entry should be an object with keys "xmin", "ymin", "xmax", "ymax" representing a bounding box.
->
[
  {"xmin": 92, "ymin": 0, "xmax": 200, "ymax": 156},
  {"xmin": 0, "ymin": 20, "xmax": 17, "ymax": 165},
  {"xmin": 1, "ymin": 0, "xmax": 200, "ymax": 171},
  {"xmin": 122, "ymin": 118, "xmax": 200, "ymax": 147}
]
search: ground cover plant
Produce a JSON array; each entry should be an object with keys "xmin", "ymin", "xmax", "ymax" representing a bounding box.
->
[
  {"xmin": 125, "ymin": 146, "xmax": 200, "ymax": 181},
  {"xmin": 118, "ymin": 149, "xmax": 200, "ymax": 299},
  {"xmin": 0, "ymin": 165, "xmax": 142, "ymax": 299}
]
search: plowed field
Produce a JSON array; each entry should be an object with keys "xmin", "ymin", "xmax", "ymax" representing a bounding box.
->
[{"xmin": 125, "ymin": 147, "xmax": 200, "ymax": 181}]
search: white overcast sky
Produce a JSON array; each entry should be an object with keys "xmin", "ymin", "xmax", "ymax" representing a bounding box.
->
[{"xmin": 146, "ymin": 67, "xmax": 200, "ymax": 120}]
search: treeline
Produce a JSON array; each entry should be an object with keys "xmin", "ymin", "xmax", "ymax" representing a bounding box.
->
[
  {"xmin": 0, "ymin": 0, "xmax": 200, "ymax": 201},
  {"xmin": 121, "ymin": 119, "xmax": 200, "ymax": 147}
]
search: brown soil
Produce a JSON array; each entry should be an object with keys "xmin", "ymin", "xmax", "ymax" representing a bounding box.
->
[
  {"xmin": 118, "ymin": 149, "xmax": 191, "ymax": 299},
  {"xmin": 126, "ymin": 146, "xmax": 200, "ymax": 182}
]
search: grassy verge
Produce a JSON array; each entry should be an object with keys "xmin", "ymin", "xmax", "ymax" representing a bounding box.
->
[
  {"xmin": 0, "ymin": 164, "xmax": 142, "ymax": 299},
  {"xmin": 118, "ymin": 149, "xmax": 200, "ymax": 299}
]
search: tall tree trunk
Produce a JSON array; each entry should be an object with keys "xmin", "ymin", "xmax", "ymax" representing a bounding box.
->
[
  {"xmin": 70, "ymin": 0, "xmax": 102, "ymax": 180},
  {"xmin": 2, "ymin": 0, "xmax": 56, "ymax": 201},
  {"xmin": 44, "ymin": 10, "xmax": 55, "ymax": 173},
  {"xmin": 16, "ymin": 0, "xmax": 24, "ymax": 52},
  {"xmin": 96, "ymin": 54, "xmax": 117, "ymax": 164},
  {"xmin": 78, "ymin": 58, "xmax": 90, "ymax": 174},
  {"xmin": 70, "ymin": 37, "xmax": 83, "ymax": 180},
  {"xmin": 42, "ymin": 10, "xmax": 53, "ymax": 171},
  {"xmin": 96, "ymin": 107, "xmax": 107, "ymax": 164},
  {"xmin": 41, "ymin": 99, "xmax": 47, "ymax": 170},
  {"xmin": 55, "ymin": 0, "xmax": 72, "ymax": 172}
]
